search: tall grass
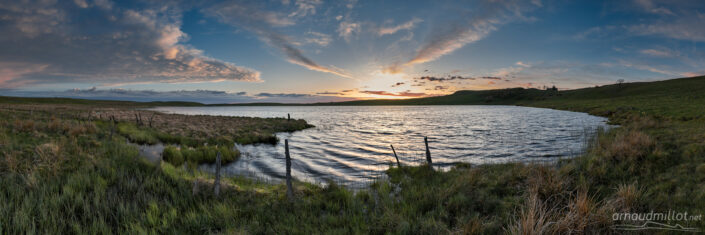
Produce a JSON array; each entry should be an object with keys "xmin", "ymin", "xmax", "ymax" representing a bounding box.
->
[{"xmin": 4, "ymin": 80, "xmax": 705, "ymax": 233}]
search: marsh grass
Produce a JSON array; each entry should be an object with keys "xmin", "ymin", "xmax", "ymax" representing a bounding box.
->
[{"xmin": 3, "ymin": 76, "xmax": 705, "ymax": 233}]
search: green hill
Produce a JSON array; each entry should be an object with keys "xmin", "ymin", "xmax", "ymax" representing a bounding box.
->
[{"xmin": 325, "ymin": 76, "xmax": 705, "ymax": 120}]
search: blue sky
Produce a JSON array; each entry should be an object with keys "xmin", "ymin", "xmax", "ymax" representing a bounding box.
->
[{"xmin": 1, "ymin": 0, "xmax": 703, "ymax": 103}]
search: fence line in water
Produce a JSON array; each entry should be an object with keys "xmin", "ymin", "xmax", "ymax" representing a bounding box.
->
[{"xmin": 184, "ymin": 124, "xmax": 609, "ymax": 191}]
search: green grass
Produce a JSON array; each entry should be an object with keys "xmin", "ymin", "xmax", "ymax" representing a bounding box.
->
[
  {"xmin": 163, "ymin": 145, "xmax": 239, "ymax": 166},
  {"xmin": 2, "ymin": 76, "xmax": 705, "ymax": 233}
]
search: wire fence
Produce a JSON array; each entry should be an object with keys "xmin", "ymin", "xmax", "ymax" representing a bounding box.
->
[{"xmin": 191, "ymin": 124, "xmax": 610, "ymax": 191}]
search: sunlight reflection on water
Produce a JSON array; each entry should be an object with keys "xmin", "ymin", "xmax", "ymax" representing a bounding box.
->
[{"xmin": 151, "ymin": 105, "xmax": 610, "ymax": 188}]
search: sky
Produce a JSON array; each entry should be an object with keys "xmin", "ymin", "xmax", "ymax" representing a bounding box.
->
[{"xmin": 1, "ymin": 0, "xmax": 704, "ymax": 103}]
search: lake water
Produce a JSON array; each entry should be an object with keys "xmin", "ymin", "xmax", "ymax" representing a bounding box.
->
[{"xmin": 151, "ymin": 105, "xmax": 610, "ymax": 187}]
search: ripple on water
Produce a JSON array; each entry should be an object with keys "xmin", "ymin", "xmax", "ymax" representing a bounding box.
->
[{"xmin": 152, "ymin": 105, "xmax": 612, "ymax": 188}]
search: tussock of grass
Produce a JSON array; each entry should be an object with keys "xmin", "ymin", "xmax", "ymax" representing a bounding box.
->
[
  {"xmin": 162, "ymin": 146, "xmax": 184, "ymax": 166},
  {"xmin": 179, "ymin": 145, "xmax": 239, "ymax": 165}
]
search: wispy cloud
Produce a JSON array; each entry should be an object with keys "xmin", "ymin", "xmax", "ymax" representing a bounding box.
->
[
  {"xmin": 682, "ymin": 71, "xmax": 705, "ymax": 77},
  {"xmin": 305, "ymin": 31, "xmax": 333, "ymax": 46},
  {"xmin": 378, "ymin": 18, "xmax": 423, "ymax": 36},
  {"xmin": 205, "ymin": 2, "xmax": 352, "ymax": 79},
  {"xmin": 633, "ymin": 0, "xmax": 674, "ymax": 15},
  {"xmin": 255, "ymin": 92, "xmax": 312, "ymax": 98},
  {"xmin": 618, "ymin": 60, "xmax": 684, "ymax": 76},
  {"xmin": 640, "ymin": 48, "xmax": 677, "ymax": 57},
  {"xmin": 316, "ymin": 91, "xmax": 343, "ymax": 95},
  {"xmin": 337, "ymin": 21, "xmax": 361, "ymax": 42},
  {"xmin": 360, "ymin": 90, "xmax": 427, "ymax": 97},
  {"xmin": 387, "ymin": 0, "xmax": 541, "ymax": 72},
  {"xmin": 416, "ymin": 75, "xmax": 476, "ymax": 82},
  {"xmin": 626, "ymin": 1, "xmax": 705, "ymax": 42},
  {"xmin": 288, "ymin": 0, "xmax": 323, "ymax": 18}
]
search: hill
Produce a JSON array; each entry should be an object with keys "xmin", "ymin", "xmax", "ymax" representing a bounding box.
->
[
  {"xmin": 323, "ymin": 75, "xmax": 705, "ymax": 120},
  {"xmin": 0, "ymin": 96, "xmax": 204, "ymax": 107}
]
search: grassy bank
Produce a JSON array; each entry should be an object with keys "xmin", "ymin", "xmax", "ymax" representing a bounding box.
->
[{"xmin": 1, "ymin": 76, "xmax": 705, "ymax": 233}]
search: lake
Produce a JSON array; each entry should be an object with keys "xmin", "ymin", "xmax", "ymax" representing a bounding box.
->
[{"xmin": 151, "ymin": 105, "xmax": 610, "ymax": 187}]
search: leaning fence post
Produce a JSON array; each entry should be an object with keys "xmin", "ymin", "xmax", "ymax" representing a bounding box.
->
[
  {"xmin": 214, "ymin": 151, "xmax": 221, "ymax": 196},
  {"xmin": 425, "ymin": 137, "xmax": 433, "ymax": 170},
  {"xmin": 390, "ymin": 144, "xmax": 401, "ymax": 167},
  {"xmin": 285, "ymin": 139, "xmax": 293, "ymax": 200}
]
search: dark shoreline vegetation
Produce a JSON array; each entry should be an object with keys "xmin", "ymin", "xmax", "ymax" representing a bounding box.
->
[{"xmin": 1, "ymin": 75, "xmax": 704, "ymax": 233}]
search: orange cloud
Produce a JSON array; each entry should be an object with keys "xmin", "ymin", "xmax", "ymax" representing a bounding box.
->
[{"xmin": 360, "ymin": 90, "xmax": 427, "ymax": 97}]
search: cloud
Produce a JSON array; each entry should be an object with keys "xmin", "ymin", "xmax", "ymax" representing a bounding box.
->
[
  {"xmin": 416, "ymin": 75, "xmax": 476, "ymax": 82},
  {"xmin": 430, "ymin": 86, "xmax": 448, "ymax": 90},
  {"xmin": 0, "ymin": 62, "xmax": 49, "ymax": 88},
  {"xmin": 618, "ymin": 60, "xmax": 683, "ymax": 76},
  {"xmin": 305, "ymin": 31, "xmax": 332, "ymax": 46},
  {"xmin": 682, "ymin": 71, "xmax": 705, "ymax": 77},
  {"xmin": 288, "ymin": 0, "xmax": 322, "ymax": 18},
  {"xmin": 629, "ymin": 15, "xmax": 705, "ymax": 42},
  {"xmin": 633, "ymin": 0, "xmax": 674, "ymax": 15},
  {"xmin": 572, "ymin": 26, "xmax": 619, "ymax": 40},
  {"xmin": 205, "ymin": 2, "xmax": 352, "ymax": 79},
  {"xmin": 1, "ymin": 88, "xmax": 355, "ymax": 104},
  {"xmin": 255, "ymin": 92, "xmax": 312, "ymax": 98},
  {"xmin": 394, "ymin": 0, "xmax": 540, "ymax": 70},
  {"xmin": 625, "ymin": 1, "xmax": 705, "ymax": 42},
  {"xmin": 391, "ymin": 82, "xmax": 405, "ymax": 87},
  {"xmin": 73, "ymin": 0, "xmax": 89, "ymax": 8},
  {"xmin": 360, "ymin": 90, "xmax": 427, "ymax": 97},
  {"xmin": 337, "ymin": 21, "xmax": 361, "ymax": 42},
  {"xmin": 640, "ymin": 48, "xmax": 677, "ymax": 57},
  {"xmin": 481, "ymin": 76, "xmax": 502, "ymax": 80},
  {"xmin": 515, "ymin": 61, "xmax": 531, "ymax": 67},
  {"xmin": 0, "ymin": 0, "xmax": 260, "ymax": 88},
  {"xmin": 378, "ymin": 18, "xmax": 423, "ymax": 36},
  {"xmin": 63, "ymin": 88, "xmax": 254, "ymax": 104},
  {"xmin": 316, "ymin": 91, "xmax": 343, "ymax": 95}
]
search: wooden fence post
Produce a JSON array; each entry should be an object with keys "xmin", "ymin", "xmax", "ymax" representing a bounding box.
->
[
  {"xmin": 109, "ymin": 116, "xmax": 116, "ymax": 139},
  {"xmin": 148, "ymin": 113, "xmax": 155, "ymax": 128},
  {"xmin": 425, "ymin": 137, "xmax": 433, "ymax": 170},
  {"xmin": 214, "ymin": 151, "xmax": 221, "ymax": 196},
  {"xmin": 390, "ymin": 144, "xmax": 401, "ymax": 167},
  {"xmin": 287, "ymin": 113, "xmax": 291, "ymax": 121},
  {"xmin": 285, "ymin": 139, "xmax": 293, "ymax": 200}
]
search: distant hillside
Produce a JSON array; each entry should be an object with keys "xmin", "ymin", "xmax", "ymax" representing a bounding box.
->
[
  {"xmin": 0, "ymin": 96, "xmax": 204, "ymax": 107},
  {"xmin": 2, "ymin": 76, "xmax": 704, "ymax": 120},
  {"xmin": 319, "ymin": 76, "xmax": 705, "ymax": 120},
  {"xmin": 317, "ymin": 87, "xmax": 550, "ymax": 105}
]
